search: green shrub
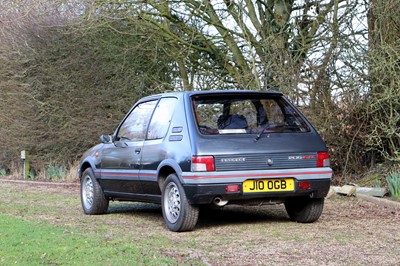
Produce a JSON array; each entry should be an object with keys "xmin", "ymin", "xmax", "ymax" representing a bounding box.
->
[
  {"xmin": 28, "ymin": 170, "xmax": 36, "ymax": 180},
  {"xmin": 0, "ymin": 169, "xmax": 6, "ymax": 176},
  {"xmin": 385, "ymin": 172, "xmax": 400, "ymax": 199},
  {"xmin": 46, "ymin": 165, "xmax": 66, "ymax": 180}
]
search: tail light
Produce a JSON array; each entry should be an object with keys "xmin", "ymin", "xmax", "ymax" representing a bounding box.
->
[
  {"xmin": 317, "ymin": 152, "xmax": 330, "ymax": 167},
  {"xmin": 191, "ymin": 156, "xmax": 215, "ymax": 172}
]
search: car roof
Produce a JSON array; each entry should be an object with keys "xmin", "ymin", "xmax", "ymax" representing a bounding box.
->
[{"xmin": 139, "ymin": 90, "xmax": 283, "ymax": 101}]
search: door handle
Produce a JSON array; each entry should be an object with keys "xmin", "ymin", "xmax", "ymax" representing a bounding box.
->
[{"xmin": 135, "ymin": 148, "xmax": 141, "ymax": 154}]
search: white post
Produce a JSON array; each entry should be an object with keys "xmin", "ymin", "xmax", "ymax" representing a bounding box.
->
[{"xmin": 21, "ymin": 150, "xmax": 26, "ymax": 179}]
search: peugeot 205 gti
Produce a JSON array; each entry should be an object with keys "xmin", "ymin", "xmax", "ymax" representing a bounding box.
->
[{"xmin": 79, "ymin": 90, "xmax": 332, "ymax": 232}]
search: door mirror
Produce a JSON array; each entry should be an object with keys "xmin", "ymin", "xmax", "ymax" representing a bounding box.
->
[
  {"xmin": 100, "ymin": 134, "xmax": 112, "ymax": 144},
  {"xmin": 114, "ymin": 140, "xmax": 128, "ymax": 148}
]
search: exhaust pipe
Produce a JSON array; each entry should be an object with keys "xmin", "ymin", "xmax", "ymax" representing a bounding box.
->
[{"xmin": 213, "ymin": 197, "xmax": 228, "ymax": 207}]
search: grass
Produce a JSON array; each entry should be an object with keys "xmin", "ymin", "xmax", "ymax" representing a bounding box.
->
[
  {"xmin": 0, "ymin": 213, "xmax": 174, "ymax": 266},
  {"xmin": 0, "ymin": 184, "xmax": 177, "ymax": 265},
  {"xmin": 0, "ymin": 181, "xmax": 399, "ymax": 265}
]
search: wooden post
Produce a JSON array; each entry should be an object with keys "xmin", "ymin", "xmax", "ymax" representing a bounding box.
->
[{"xmin": 21, "ymin": 150, "xmax": 30, "ymax": 179}]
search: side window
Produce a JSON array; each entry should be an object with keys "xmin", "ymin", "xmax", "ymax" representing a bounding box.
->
[
  {"xmin": 147, "ymin": 98, "xmax": 178, "ymax": 140},
  {"xmin": 117, "ymin": 100, "xmax": 157, "ymax": 141}
]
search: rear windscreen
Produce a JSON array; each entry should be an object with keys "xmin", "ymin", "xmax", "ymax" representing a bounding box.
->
[{"xmin": 192, "ymin": 95, "xmax": 310, "ymax": 135}]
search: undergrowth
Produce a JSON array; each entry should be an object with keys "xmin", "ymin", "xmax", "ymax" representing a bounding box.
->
[{"xmin": 4, "ymin": 162, "xmax": 79, "ymax": 182}]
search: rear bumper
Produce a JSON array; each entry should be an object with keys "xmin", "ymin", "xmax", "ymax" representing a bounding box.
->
[{"xmin": 183, "ymin": 178, "xmax": 331, "ymax": 204}]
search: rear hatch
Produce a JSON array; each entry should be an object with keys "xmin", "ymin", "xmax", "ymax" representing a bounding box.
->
[
  {"xmin": 195, "ymin": 133, "xmax": 328, "ymax": 171},
  {"xmin": 190, "ymin": 91, "xmax": 329, "ymax": 171}
]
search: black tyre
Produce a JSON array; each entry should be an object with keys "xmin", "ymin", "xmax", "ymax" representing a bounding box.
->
[
  {"xmin": 284, "ymin": 197, "xmax": 324, "ymax": 223},
  {"xmin": 161, "ymin": 174, "xmax": 199, "ymax": 232},
  {"xmin": 80, "ymin": 168, "xmax": 109, "ymax": 215}
]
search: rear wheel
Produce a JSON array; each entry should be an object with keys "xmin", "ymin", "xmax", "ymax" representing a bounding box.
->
[
  {"xmin": 80, "ymin": 168, "xmax": 109, "ymax": 215},
  {"xmin": 285, "ymin": 197, "xmax": 324, "ymax": 223},
  {"xmin": 162, "ymin": 174, "xmax": 199, "ymax": 232}
]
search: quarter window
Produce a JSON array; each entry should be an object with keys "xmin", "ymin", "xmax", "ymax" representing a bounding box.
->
[
  {"xmin": 147, "ymin": 98, "xmax": 178, "ymax": 140},
  {"xmin": 117, "ymin": 100, "xmax": 157, "ymax": 141}
]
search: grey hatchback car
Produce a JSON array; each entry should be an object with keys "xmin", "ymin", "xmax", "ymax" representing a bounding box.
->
[{"xmin": 79, "ymin": 90, "xmax": 332, "ymax": 232}]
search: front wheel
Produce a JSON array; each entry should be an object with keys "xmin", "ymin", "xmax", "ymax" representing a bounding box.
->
[
  {"xmin": 285, "ymin": 197, "xmax": 324, "ymax": 223},
  {"xmin": 80, "ymin": 168, "xmax": 109, "ymax": 215},
  {"xmin": 161, "ymin": 174, "xmax": 199, "ymax": 232}
]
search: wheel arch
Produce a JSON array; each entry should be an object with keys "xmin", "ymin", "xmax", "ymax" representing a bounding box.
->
[
  {"xmin": 79, "ymin": 160, "xmax": 97, "ymax": 180},
  {"xmin": 157, "ymin": 159, "xmax": 183, "ymax": 190}
]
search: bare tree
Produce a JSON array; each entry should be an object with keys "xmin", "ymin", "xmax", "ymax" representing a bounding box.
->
[
  {"xmin": 85, "ymin": 0, "xmax": 353, "ymax": 94},
  {"xmin": 366, "ymin": 0, "xmax": 400, "ymax": 162}
]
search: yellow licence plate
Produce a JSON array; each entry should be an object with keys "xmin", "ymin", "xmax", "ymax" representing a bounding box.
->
[{"xmin": 243, "ymin": 178, "xmax": 294, "ymax": 193}]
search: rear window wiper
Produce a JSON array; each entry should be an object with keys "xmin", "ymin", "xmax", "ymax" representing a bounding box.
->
[
  {"xmin": 254, "ymin": 124, "xmax": 301, "ymax": 141},
  {"xmin": 254, "ymin": 123, "xmax": 271, "ymax": 142}
]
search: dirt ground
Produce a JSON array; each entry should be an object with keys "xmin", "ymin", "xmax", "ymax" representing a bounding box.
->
[{"xmin": 1, "ymin": 180, "xmax": 399, "ymax": 266}]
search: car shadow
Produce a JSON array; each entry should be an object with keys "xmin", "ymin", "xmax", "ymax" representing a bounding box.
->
[
  {"xmin": 107, "ymin": 202, "xmax": 290, "ymax": 229},
  {"xmin": 106, "ymin": 202, "xmax": 162, "ymax": 222},
  {"xmin": 196, "ymin": 204, "xmax": 290, "ymax": 229},
  {"xmin": 108, "ymin": 202, "xmax": 161, "ymax": 214}
]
